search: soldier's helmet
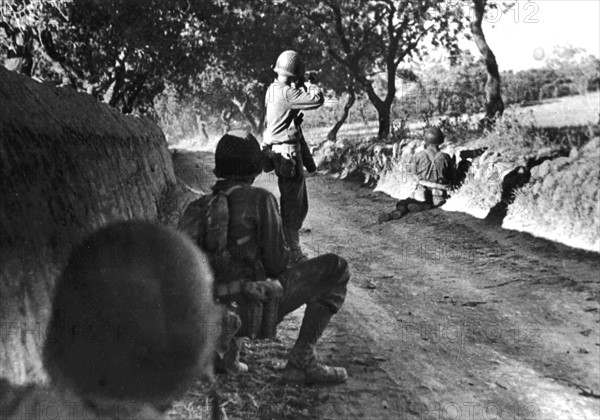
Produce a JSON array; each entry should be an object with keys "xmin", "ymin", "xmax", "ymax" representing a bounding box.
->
[
  {"xmin": 43, "ymin": 221, "xmax": 220, "ymax": 402},
  {"xmin": 274, "ymin": 50, "xmax": 305, "ymax": 78},
  {"xmin": 214, "ymin": 132, "xmax": 263, "ymax": 178},
  {"xmin": 425, "ymin": 127, "xmax": 445, "ymax": 145}
]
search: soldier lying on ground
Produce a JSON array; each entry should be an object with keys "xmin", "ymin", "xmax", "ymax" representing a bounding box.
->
[
  {"xmin": 1, "ymin": 222, "xmax": 220, "ymax": 419},
  {"xmin": 379, "ymin": 127, "xmax": 458, "ymax": 223},
  {"xmin": 179, "ymin": 132, "xmax": 350, "ymax": 384}
]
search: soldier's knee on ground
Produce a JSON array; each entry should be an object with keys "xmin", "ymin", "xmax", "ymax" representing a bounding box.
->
[{"xmin": 43, "ymin": 221, "xmax": 221, "ymax": 406}]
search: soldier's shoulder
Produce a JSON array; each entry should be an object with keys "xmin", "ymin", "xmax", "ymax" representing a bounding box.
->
[
  {"xmin": 187, "ymin": 193, "xmax": 213, "ymax": 207},
  {"xmin": 249, "ymin": 185, "xmax": 277, "ymax": 200},
  {"xmin": 241, "ymin": 185, "xmax": 277, "ymax": 204}
]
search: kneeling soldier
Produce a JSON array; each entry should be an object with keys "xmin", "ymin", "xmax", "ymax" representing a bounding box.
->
[
  {"xmin": 180, "ymin": 132, "xmax": 350, "ymax": 384},
  {"xmin": 379, "ymin": 127, "xmax": 458, "ymax": 222}
]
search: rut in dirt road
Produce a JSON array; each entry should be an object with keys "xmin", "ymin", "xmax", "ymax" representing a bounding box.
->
[{"xmin": 256, "ymin": 172, "xmax": 600, "ymax": 420}]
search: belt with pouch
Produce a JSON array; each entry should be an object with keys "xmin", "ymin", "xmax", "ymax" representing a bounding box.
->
[{"xmin": 272, "ymin": 142, "xmax": 300, "ymax": 157}]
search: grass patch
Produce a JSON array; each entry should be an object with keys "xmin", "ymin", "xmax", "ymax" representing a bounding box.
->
[{"xmin": 443, "ymin": 119, "xmax": 587, "ymax": 218}]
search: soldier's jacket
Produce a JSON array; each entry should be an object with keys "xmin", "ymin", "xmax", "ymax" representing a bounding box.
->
[
  {"xmin": 414, "ymin": 147, "xmax": 457, "ymax": 185},
  {"xmin": 209, "ymin": 179, "xmax": 290, "ymax": 281},
  {"xmin": 263, "ymin": 80, "xmax": 324, "ymax": 146},
  {"xmin": 0, "ymin": 382, "xmax": 163, "ymax": 420}
]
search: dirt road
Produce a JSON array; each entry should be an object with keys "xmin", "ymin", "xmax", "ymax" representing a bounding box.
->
[
  {"xmin": 255, "ymin": 170, "xmax": 600, "ymax": 420},
  {"xmin": 172, "ymin": 152, "xmax": 600, "ymax": 420}
]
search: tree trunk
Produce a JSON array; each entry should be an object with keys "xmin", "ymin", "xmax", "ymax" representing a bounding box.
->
[
  {"xmin": 374, "ymin": 101, "xmax": 392, "ymax": 140},
  {"xmin": 231, "ymin": 96, "xmax": 259, "ymax": 134},
  {"xmin": 327, "ymin": 86, "xmax": 356, "ymax": 141},
  {"xmin": 471, "ymin": 0, "xmax": 504, "ymax": 128},
  {"xmin": 122, "ymin": 74, "xmax": 146, "ymax": 114},
  {"xmin": 221, "ymin": 109, "xmax": 233, "ymax": 134}
]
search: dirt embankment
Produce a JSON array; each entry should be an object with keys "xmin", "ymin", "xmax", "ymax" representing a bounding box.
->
[
  {"xmin": 0, "ymin": 67, "xmax": 179, "ymax": 384},
  {"xmin": 332, "ymin": 123, "xmax": 600, "ymax": 253}
]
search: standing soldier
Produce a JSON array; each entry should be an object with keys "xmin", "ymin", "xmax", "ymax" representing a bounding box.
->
[
  {"xmin": 180, "ymin": 132, "xmax": 350, "ymax": 384},
  {"xmin": 262, "ymin": 50, "xmax": 322, "ymax": 264}
]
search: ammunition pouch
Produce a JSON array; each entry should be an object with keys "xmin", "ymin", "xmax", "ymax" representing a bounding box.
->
[{"xmin": 234, "ymin": 279, "xmax": 282, "ymax": 340}]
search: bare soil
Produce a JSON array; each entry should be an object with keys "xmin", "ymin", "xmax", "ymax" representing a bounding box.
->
[{"xmin": 171, "ymin": 152, "xmax": 600, "ymax": 420}]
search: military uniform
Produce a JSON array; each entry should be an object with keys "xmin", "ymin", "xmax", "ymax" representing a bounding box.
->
[
  {"xmin": 182, "ymin": 132, "xmax": 350, "ymax": 384},
  {"xmin": 379, "ymin": 128, "xmax": 458, "ymax": 222},
  {"xmin": 262, "ymin": 50, "xmax": 323, "ymax": 262},
  {"xmin": 412, "ymin": 146, "xmax": 457, "ymax": 206}
]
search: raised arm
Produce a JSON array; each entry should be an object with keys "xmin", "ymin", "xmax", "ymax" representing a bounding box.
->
[{"xmin": 283, "ymin": 83, "xmax": 324, "ymax": 110}]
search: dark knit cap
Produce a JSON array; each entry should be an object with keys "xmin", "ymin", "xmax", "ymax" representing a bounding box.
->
[
  {"xmin": 43, "ymin": 221, "xmax": 220, "ymax": 401},
  {"xmin": 215, "ymin": 132, "xmax": 263, "ymax": 178},
  {"xmin": 425, "ymin": 127, "xmax": 445, "ymax": 145}
]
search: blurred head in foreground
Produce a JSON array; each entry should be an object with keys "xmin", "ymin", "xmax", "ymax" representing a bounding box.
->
[{"xmin": 43, "ymin": 221, "xmax": 220, "ymax": 405}]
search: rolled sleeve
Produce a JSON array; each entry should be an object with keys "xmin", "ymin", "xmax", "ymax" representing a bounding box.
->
[{"xmin": 283, "ymin": 85, "xmax": 324, "ymax": 110}]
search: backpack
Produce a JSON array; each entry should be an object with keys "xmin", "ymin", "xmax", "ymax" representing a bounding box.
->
[
  {"xmin": 178, "ymin": 185, "xmax": 242, "ymax": 284},
  {"xmin": 422, "ymin": 148, "xmax": 444, "ymax": 182}
]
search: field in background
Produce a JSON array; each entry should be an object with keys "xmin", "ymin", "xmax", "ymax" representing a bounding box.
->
[
  {"xmin": 168, "ymin": 92, "xmax": 599, "ymax": 151},
  {"xmin": 303, "ymin": 92, "xmax": 600, "ymax": 145}
]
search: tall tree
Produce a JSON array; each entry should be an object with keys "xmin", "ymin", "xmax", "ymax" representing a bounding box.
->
[
  {"xmin": 470, "ymin": 0, "xmax": 504, "ymax": 127},
  {"xmin": 287, "ymin": 0, "xmax": 465, "ymax": 139}
]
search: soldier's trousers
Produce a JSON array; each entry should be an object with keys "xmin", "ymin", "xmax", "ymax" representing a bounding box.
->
[
  {"xmin": 277, "ymin": 253, "xmax": 349, "ymax": 319},
  {"xmin": 274, "ymin": 153, "xmax": 309, "ymax": 231},
  {"xmin": 235, "ymin": 254, "xmax": 350, "ymax": 340}
]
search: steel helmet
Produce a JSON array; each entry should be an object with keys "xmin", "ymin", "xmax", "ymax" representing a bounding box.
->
[
  {"xmin": 214, "ymin": 131, "xmax": 263, "ymax": 178},
  {"xmin": 274, "ymin": 50, "xmax": 305, "ymax": 78},
  {"xmin": 425, "ymin": 127, "xmax": 445, "ymax": 145}
]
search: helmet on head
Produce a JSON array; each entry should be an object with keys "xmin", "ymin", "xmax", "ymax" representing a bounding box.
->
[
  {"xmin": 214, "ymin": 131, "xmax": 263, "ymax": 178},
  {"xmin": 274, "ymin": 50, "xmax": 305, "ymax": 78},
  {"xmin": 425, "ymin": 127, "xmax": 445, "ymax": 145},
  {"xmin": 43, "ymin": 221, "xmax": 220, "ymax": 402}
]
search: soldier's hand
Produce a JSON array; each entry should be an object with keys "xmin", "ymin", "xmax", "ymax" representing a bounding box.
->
[
  {"xmin": 294, "ymin": 112, "xmax": 304, "ymax": 127},
  {"xmin": 306, "ymin": 72, "xmax": 318, "ymax": 84}
]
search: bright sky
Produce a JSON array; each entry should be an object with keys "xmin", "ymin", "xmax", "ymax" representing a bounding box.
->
[{"xmin": 469, "ymin": 0, "xmax": 600, "ymax": 71}]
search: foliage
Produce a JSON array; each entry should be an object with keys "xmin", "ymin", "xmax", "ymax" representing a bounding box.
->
[
  {"xmin": 285, "ymin": 0, "xmax": 467, "ymax": 139},
  {"xmin": 1, "ymin": 0, "xmax": 231, "ymax": 113},
  {"xmin": 546, "ymin": 45, "xmax": 600, "ymax": 96},
  {"xmin": 313, "ymin": 138, "xmax": 395, "ymax": 186},
  {"xmin": 418, "ymin": 51, "xmax": 487, "ymax": 116},
  {"xmin": 442, "ymin": 119, "xmax": 596, "ymax": 218}
]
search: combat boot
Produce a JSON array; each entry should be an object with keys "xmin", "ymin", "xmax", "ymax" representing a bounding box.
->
[
  {"xmin": 283, "ymin": 303, "xmax": 348, "ymax": 384},
  {"xmin": 284, "ymin": 227, "xmax": 308, "ymax": 265},
  {"xmin": 215, "ymin": 338, "xmax": 248, "ymax": 374}
]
